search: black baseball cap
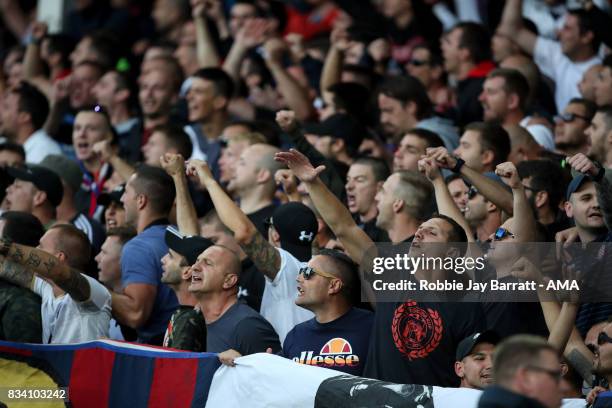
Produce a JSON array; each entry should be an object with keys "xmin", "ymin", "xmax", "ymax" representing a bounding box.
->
[
  {"xmin": 269, "ymin": 202, "xmax": 318, "ymax": 262},
  {"xmin": 7, "ymin": 165, "xmax": 64, "ymax": 207},
  {"xmin": 164, "ymin": 226, "xmax": 213, "ymax": 265},
  {"xmin": 456, "ymin": 331, "xmax": 499, "ymax": 361},
  {"xmin": 98, "ymin": 184, "xmax": 125, "ymax": 207},
  {"xmin": 303, "ymin": 113, "xmax": 366, "ymax": 152}
]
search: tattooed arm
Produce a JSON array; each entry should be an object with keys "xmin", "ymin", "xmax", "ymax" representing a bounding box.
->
[
  {"xmin": 0, "ymin": 242, "xmax": 90, "ymax": 301},
  {"xmin": 186, "ymin": 160, "xmax": 282, "ymax": 280}
]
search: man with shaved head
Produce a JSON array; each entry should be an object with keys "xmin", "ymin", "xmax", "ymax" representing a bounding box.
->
[
  {"xmin": 188, "ymin": 244, "xmax": 280, "ymax": 354},
  {"xmin": 228, "ymin": 143, "xmax": 284, "ymax": 236}
]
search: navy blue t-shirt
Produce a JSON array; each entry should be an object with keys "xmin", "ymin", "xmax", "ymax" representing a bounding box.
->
[{"xmin": 282, "ymin": 307, "xmax": 373, "ymax": 376}]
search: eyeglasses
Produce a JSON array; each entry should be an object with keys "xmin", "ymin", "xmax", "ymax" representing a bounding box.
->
[
  {"xmin": 525, "ymin": 366, "xmax": 563, "ymax": 383},
  {"xmin": 556, "ymin": 112, "xmax": 590, "ymax": 123},
  {"xmin": 486, "ymin": 227, "xmax": 515, "ymax": 243},
  {"xmin": 467, "ymin": 186, "xmax": 479, "ymax": 200},
  {"xmin": 299, "ymin": 266, "xmax": 338, "ymax": 280},
  {"xmin": 598, "ymin": 332, "xmax": 612, "ymax": 346}
]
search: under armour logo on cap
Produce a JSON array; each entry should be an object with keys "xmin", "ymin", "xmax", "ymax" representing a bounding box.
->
[{"xmin": 299, "ymin": 231, "xmax": 314, "ymax": 242}]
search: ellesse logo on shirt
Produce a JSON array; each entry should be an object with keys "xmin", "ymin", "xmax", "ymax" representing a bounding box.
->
[{"xmin": 292, "ymin": 338, "xmax": 360, "ymax": 368}]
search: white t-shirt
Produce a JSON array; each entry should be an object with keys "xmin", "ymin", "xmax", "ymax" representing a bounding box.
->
[
  {"xmin": 33, "ymin": 274, "xmax": 112, "ymax": 344},
  {"xmin": 260, "ymin": 248, "xmax": 314, "ymax": 343},
  {"xmin": 534, "ymin": 36, "xmax": 600, "ymax": 113},
  {"xmin": 23, "ymin": 129, "xmax": 62, "ymax": 164}
]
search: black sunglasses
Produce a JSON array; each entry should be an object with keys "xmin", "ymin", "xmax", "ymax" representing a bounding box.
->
[
  {"xmin": 467, "ymin": 186, "xmax": 479, "ymax": 200},
  {"xmin": 408, "ymin": 59, "xmax": 430, "ymax": 67},
  {"xmin": 557, "ymin": 112, "xmax": 590, "ymax": 123},
  {"xmin": 525, "ymin": 365, "xmax": 563, "ymax": 382},
  {"xmin": 299, "ymin": 266, "xmax": 337, "ymax": 280},
  {"xmin": 598, "ymin": 332, "xmax": 612, "ymax": 346}
]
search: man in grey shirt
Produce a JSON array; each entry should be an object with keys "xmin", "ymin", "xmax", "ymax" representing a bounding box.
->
[{"xmin": 184, "ymin": 242, "xmax": 280, "ymax": 355}]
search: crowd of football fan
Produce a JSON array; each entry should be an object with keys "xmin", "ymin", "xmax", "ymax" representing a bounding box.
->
[{"xmin": 2, "ymin": 0, "xmax": 612, "ymax": 406}]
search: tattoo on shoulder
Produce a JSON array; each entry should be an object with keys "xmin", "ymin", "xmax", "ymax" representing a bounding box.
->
[{"xmin": 241, "ymin": 233, "xmax": 279, "ymax": 276}]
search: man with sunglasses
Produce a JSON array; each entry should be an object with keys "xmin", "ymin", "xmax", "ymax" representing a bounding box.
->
[
  {"xmin": 281, "ymin": 249, "xmax": 374, "ymax": 376},
  {"xmin": 464, "ymin": 174, "xmax": 505, "ymax": 243},
  {"xmin": 276, "ymin": 148, "xmax": 486, "ymax": 386},
  {"xmin": 554, "ymin": 98, "xmax": 596, "ymax": 157}
]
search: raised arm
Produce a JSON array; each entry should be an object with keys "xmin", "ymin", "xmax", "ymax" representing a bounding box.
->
[
  {"xmin": 497, "ymin": 0, "xmax": 537, "ymax": 55},
  {"xmin": 93, "ymin": 140, "xmax": 135, "ymax": 183},
  {"xmin": 160, "ymin": 153, "xmax": 199, "ymax": 236},
  {"xmin": 0, "ymin": 240, "xmax": 90, "ymax": 301},
  {"xmin": 275, "ymin": 149, "xmax": 372, "ymax": 264},
  {"xmin": 427, "ymin": 147, "xmax": 514, "ymax": 215},
  {"xmin": 222, "ymin": 18, "xmax": 267, "ymax": 82},
  {"xmin": 514, "ymin": 257, "xmax": 594, "ymax": 383},
  {"xmin": 418, "ymin": 157, "xmax": 475, "ymax": 242},
  {"xmin": 319, "ymin": 27, "xmax": 346, "ymax": 99},
  {"xmin": 495, "ymin": 162, "xmax": 535, "ymax": 242},
  {"xmin": 22, "ymin": 22, "xmax": 52, "ymax": 97},
  {"xmin": 192, "ymin": 0, "xmax": 220, "ymax": 68},
  {"xmin": 263, "ymin": 38, "xmax": 313, "ymax": 121},
  {"xmin": 185, "ymin": 160, "xmax": 281, "ymax": 279},
  {"xmin": 276, "ymin": 110, "xmax": 346, "ymax": 201}
]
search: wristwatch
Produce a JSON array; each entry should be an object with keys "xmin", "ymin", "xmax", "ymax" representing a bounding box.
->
[
  {"xmin": 451, "ymin": 158, "xmax": 465, "ymax": 174},
  {"xmin": 589, "ymin": 161, "xmax": 606, "ymax": 182}
]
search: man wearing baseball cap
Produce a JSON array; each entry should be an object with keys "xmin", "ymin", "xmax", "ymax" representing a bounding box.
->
[
  {"xmin": 455, "ymin": 331, "xmax": 499, "ymax": 390},
  {"xmin": 4, "ymin": 164, "xmax": 63, "ymax": 227},
  {"xmin": 266, "ymin": 202, "xmax": 319, "ymax": 262},
  {"xmin": 160, "ymin": 226, "xmax": 210, "ymax": 351}
]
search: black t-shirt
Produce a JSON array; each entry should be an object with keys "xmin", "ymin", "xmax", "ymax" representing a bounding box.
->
[
  {"xmin": 247, "ymin": 204, "xmax": 277, "ymax": 237},
  {"xmin": 238, "ymin": 258, "xmax": 265, "ymax": 312},
  {"xmin": 363, "ymin": 300, "xmax": 485, "ymax": 386},
  {"xmin": 359, "ymin": 218, "xmax": 389, "ymax": 243},
  {"xmin": 282, "ymin": 307, "xmax": 374, "ymax": 376}
]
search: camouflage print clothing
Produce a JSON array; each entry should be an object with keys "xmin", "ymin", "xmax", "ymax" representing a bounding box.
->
[
  {"xmin": 0, "ymin": 280, "xmax": 42, "ymax": 343},
  {"xmin": 163, "ymin": 306, "xmax": 206, "ymax": 352}
]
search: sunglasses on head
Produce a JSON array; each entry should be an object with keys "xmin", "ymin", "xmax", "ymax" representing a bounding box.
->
[
  {"xmin": 556, "ymin": 112, "xmax": 590, "ymax": 123},
  {"xmin": 299, "ymin": 266, "xmax": 337, "ymax": 281},
  {"xmin": 467, "ymin": 186, "xmax": 479, "ymax": 200},
  {"xmin": 598, "ymin": 332, "xmax": 612, "ymax": 346},
  {"xmin": 408, "ymin": 58, "xmax": 430, "ymax": 67}
]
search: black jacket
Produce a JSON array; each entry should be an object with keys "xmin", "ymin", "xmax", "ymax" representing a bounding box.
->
[{"xmin": 478, "ymin": 385, "xmax": 547, "ymax": 408}]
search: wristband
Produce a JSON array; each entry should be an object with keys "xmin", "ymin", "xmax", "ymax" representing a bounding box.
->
[
  {"xmin": 451, "ymin": 158, "xmax": 465, "ymax": 173},
  {"xmin": 590, "ymin": 161, "xmax": 606, "ymax": 182},
  {"xmin": 0, "ymin": 237, "xmax": 12, "ymax": 257}
]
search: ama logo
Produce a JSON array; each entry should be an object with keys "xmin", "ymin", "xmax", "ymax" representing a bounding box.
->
[{"xmin": 293, "ymin": 338, "xmax": 360, "ymax": 368}]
